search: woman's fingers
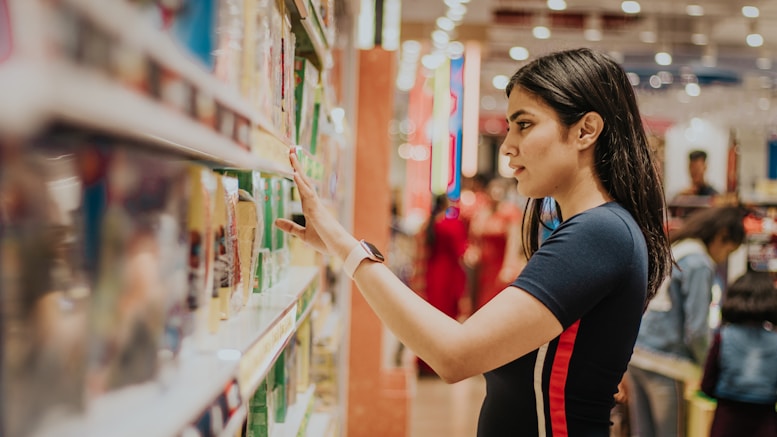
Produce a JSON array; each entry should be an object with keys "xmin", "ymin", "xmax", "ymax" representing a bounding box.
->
[{"xmin": 275, "ymin": 218, "xmax": 305, "ymax": 238}]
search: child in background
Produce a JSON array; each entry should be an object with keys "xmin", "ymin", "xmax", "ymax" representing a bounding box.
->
[{"xmin": 701, "ymin": 270, "xmax": 777, "ymax": 437}]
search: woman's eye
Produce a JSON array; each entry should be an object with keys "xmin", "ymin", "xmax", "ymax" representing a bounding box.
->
[{"xmin": 517, "ymin": 121, "xmax": 531, "ymax": 130}]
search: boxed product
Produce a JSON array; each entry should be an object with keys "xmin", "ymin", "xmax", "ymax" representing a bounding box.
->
[
  {"xmin": 213, "ymin": 0, "xmax": 244, "ymax": 90},
  {"xmin": 184, "ymin": 165, "xmax": 217, "ymax": 348},
  {"xmin": 250, "ymin": 0, "xmax": 276, "ymax": 121},
  {"xmin": 217, "ymin": 169, "xmax": 264, "ymax": 294},
  {"xmin": 235, "ymin": 189, "xmax": 259, "ymax": 307},
  {"xmin": 0, "ymin": 138, "xmax": 89, "ymax": 437},
  {"xmin": 80, "ymin": 140, "xmax": 190, "ymax": 397},
  {"xmin": 294, "ymin": 57, "xmax": 320, "ymax": 149},
  {"xmin": 218, "ymin": 176, "xmax": 241, "ymax": 319},
  {"xmin": 209, "ymin": 174, "xmax": 227, "ymax": 333},
  {"xmin": 247, "ymin": 379, "xmax": 271, "ymax": 437},
  {"xmin": 281, "ymin": 15, "xmax": 296, "ymax": 142}
]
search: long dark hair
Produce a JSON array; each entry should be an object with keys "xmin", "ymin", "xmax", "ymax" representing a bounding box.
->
[
  {"xmin": 669, "ymin": 206, "xmax": 745, "ymax": 246},
  {"xmin": 425, "ymin": 195, "xmax": 448, "ymax": 247},
  {"xmin": 506, "ymin": 48, "xmax": 671, "ymax": 302}
]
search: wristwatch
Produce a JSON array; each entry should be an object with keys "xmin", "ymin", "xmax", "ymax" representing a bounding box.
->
[{"xmin": 343, "ymin": 239, "xmax": 385, "ymax": 279}]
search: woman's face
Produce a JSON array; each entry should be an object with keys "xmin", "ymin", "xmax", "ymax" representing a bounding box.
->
[
  {"xmin": 708, "ymin": 236, "xmax": 740, "ymax": 265},
  {"xmin": 499, "ymin": 88, "xmax": 578, "ymax": 200}
]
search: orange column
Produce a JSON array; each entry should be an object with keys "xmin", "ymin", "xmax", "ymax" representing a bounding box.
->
[{"xmin": 347, "ymin": 48, "xmax": 409, "ymax": 436}]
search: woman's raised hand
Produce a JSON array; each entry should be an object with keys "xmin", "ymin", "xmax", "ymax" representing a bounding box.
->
[{"xmin": 274, "ymin": 147, "xmax": 356, "ymax": 259}]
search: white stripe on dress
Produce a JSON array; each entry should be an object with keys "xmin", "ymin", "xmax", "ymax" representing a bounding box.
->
[{"xmin": 534, "ymin": 343, "xmax": 550, "ymax": 436}]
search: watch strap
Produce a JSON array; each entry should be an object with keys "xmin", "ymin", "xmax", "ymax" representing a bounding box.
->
[{"xmin": 343, "ymin": 241, "xmax": 370, "ymax": 279}]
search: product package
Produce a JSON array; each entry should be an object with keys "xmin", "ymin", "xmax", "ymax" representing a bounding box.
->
[
  {"xmin": 218, "ymin": 176, "xmax": 241, "ymax": 319},
  {"xmin": 246, "ymin": 379, "xmax": 271, "ymax": 437},
  {"xmin": 294, "ymin": 57, "xmax": 320, "ymax": 149},
  {"xmin": 235, "ymin": 189, "xmax": 258, "ymax": 307},
  {"xmin": 0, "ymin": 138, "xmax": 90, "ymax": 437},
  {"xmin": 209, "ymin": 174, "xmax": 227, "ymax": 333},
  {"xmin": 184, "ymin": 165, "xmax": 217, "ymax": 350},
  {"xmin": 213, "ymin": 0, "xmax": 244, "ymax": 91},
  {"xmin": 80, "ymin": 140, "xmax": 190, "ymax": 397}
]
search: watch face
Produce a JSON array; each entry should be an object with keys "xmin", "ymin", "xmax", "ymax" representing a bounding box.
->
[{"xmin": 361, "ymin": 240, "xmax": 385, "ymax": 262}]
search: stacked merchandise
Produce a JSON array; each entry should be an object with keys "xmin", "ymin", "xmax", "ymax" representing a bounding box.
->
[
  {"xmin": 0, "ymin": 133, "xmax": 193, "ymax": 436},
  {"xmin": 0, "ymin": 0, "xmax": 339, "ymax": 434}
]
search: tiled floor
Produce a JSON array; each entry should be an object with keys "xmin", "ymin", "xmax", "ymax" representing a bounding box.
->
[{"xmin": 409, "ymin": 374, "xmax": 487, "ymax": 437}]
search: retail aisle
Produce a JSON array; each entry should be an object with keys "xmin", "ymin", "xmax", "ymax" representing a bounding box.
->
[{"xmin": 410, "ymin": 375, "xmax": 486, "ymax": 437}]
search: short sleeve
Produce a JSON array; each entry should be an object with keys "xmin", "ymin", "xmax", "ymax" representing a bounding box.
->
[{"xmin": 511, "ymin": 206, "xmax": 646, "ymax": 328}]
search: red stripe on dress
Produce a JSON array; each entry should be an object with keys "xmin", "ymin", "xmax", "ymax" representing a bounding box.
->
[{"xmin": 548, "ymin": 320, "xmax": 580, "ymax": 437}]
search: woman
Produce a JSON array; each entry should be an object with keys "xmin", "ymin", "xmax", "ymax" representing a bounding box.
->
[
  {"xmin": 276, "ymin": 48, "xmax": 671, "ymax": 436},
  {"xmin": 468, "ymin": 179, "xmax": 523, "ymax": 310},
  {"xmin": 421, "ymin": 195, "xmax": 468, "ymax": 320},
  {"xmin": 415, "ymin": 195, "xmax": 468, "ymax": 375},
  {"xmin": 628, "ymin": 206, "xmax": 745, "ymax": 437}
]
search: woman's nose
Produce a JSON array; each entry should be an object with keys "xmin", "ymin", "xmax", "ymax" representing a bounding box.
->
[{"xmin": 499, "ymin": 139, "xmax": 516, "ymax": 157}]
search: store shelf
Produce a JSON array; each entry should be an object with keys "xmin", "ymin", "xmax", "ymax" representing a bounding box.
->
[
  {"xmin": 221, "ymin": 404, "xmax": 249, "ymax": 437},
  {"xmin": 741, "ymin": 192, "xmax": 777, "ymax": 206},
  {"xmin": 0, "ymin": 57, "xmax": 292, "ymax": 175},
  {"xmin": 236, "ymin": 266, "xmax": 322, "ymax": 399},
  {"xmin": 34, "ymin": 356, "xmax": 238, "ymax": 437},
  {"xmin": 275, "ymin": 384, "xmax": 317, "ymax": 437},
  {"xmin": 305, "ymin": 412, "xmax": 335, "ymax": 437},
  {"xmin": 30, "ymin": 266, "xmax": 320, "ymax": 437},
  {"xmin": 285, "ymin": 0, "xmax": 333, "ymax": 70}
]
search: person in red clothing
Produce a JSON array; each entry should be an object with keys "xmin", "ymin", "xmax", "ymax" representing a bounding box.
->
[
  {"xmin": 414, "ymin": 195, "xmax": 469, "ymax": 375},
  {"xmin": 468, "ymin": 180, "xmax": 523, "ymax": 310},
  {"xmin": 422, "ymin": 195, "xmax": 468, "ymax": 320}
]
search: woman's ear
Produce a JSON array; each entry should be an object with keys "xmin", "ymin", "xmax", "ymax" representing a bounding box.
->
[{"xmin": 574, "ymin": 112, "xmax": 604, "ymax": 151}]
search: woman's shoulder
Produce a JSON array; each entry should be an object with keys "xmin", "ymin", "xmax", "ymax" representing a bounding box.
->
[{"xmin": 561, "ymin": 203, "xmax": 640, "ymax": 240}]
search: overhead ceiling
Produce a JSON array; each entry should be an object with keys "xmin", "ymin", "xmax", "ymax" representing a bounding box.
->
[{"xmin": 399, "ymin": 0, "xmax": 777, "ymax": 124}]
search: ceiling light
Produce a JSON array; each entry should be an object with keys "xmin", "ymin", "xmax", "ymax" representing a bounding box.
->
[
  {"xmin": 742, "ymin": 6, "xmax": 760, "ymax": 18},
  {"xmin": 492, "ymin": 74, "xmax": 509, "ymax": 90},
  {"xmin": 436, "ymin": 16, "xmax": 455, "ymax": 31},
  {"xmin": 509, "ymin": 46, "xmax": 529, "ymax": 61},
  {"xmin": 621, "ymin": 1, "xmax": 641, "ymax": 14},
  {"xmin": 626, "ymin": 72, "xmax": 640, "ymax": 86},
  {"xmin": 547, "ymin": 0, "xmax": 567, "ymax": 11},
  {"xmin": 447, "ymin": 10, "xmax": 464, "ymax": 21},
  {"xmin": 444, "ymin": 0, "xmax": 459, "ymax": 7},
  {"xmin": 686, "ymin": 5, "xmax": 704, "ymax": 16},
  {"xmin": 658, "ymin": 71, "xmax": 673, "ymax": 84},
  {"xmin": 447, "ymin": 41, "xmax": 465, "ymax": 59},
  {"xmin": 402, "ymin": 40, "xmax": 421, "ymax": 55},
  {"xmin": 421, "ymin": 53, "xmax": 445, "ymax": 70},
  {"xmin": 685, "ymin": 83, "xmax": 701, "ymax": 97},
  {"xmin": 655, "ymin": 51, "xmax": 672, "ymax": 66},
  {"xmin": 533, "ymin": 26, "xmax": 551, "ymax": 39},
  {"xmin": 449, "ymin": 4, "xmax": 467, "ymax": 15},
  {"xmin": 649, "ymin": 75, "xmax": 662, "ymax": 88},
  {"xmin": 432, "ymin": 30, "xmax": 449, "ymax": 44},
  {"xmin": 747, "ymin": 33, "xmax": 764, "ymax": 47}
]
